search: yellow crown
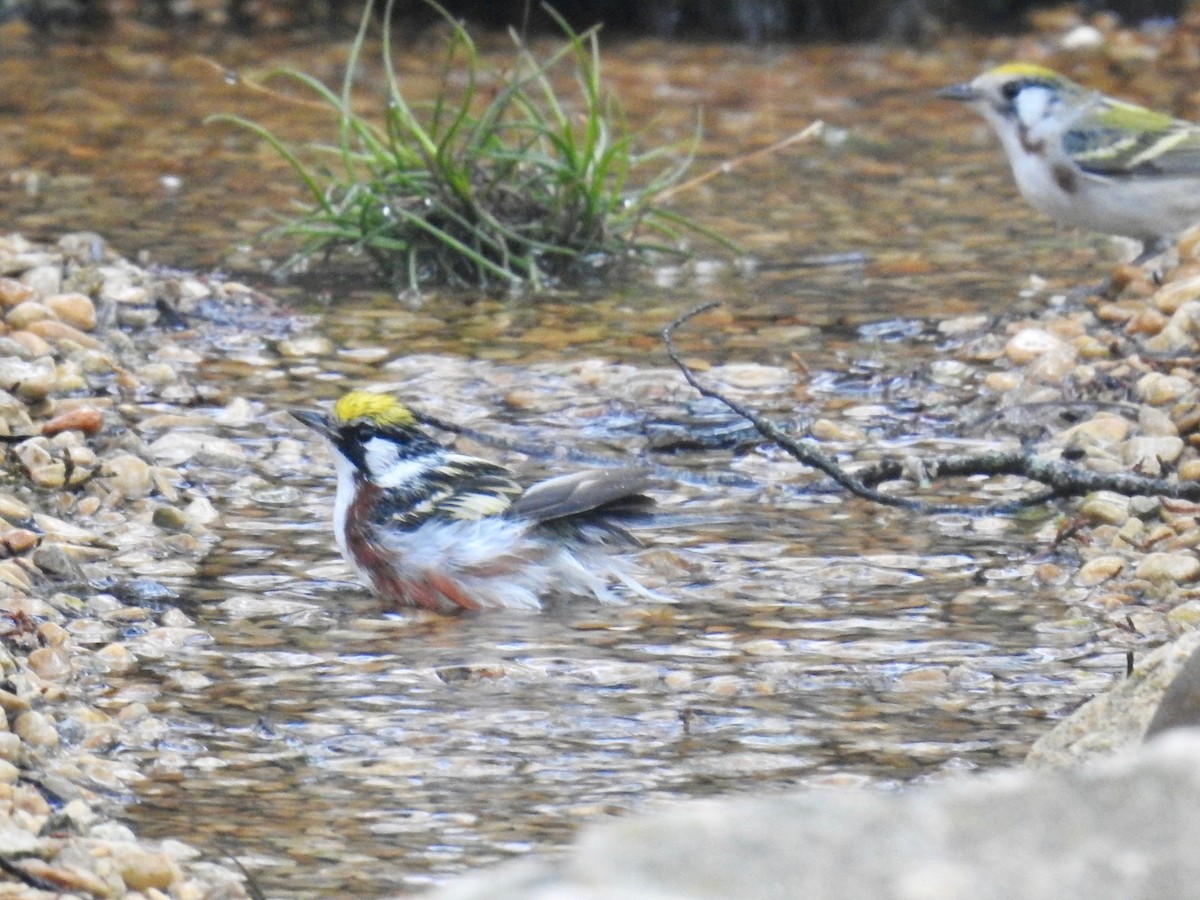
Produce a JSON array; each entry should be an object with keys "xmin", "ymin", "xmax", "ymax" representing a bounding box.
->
[
  {"xmin": 985, "ymin": 62, "xmax": 1066, "ymax": 82},
  {"xmin": 333, "ymin": 391, "xmax": 416, "ymax": 426}
]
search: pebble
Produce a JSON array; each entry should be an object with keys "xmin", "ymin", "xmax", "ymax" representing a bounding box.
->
[
  {"xmin": 13, "ymin": 710, "xmax": 59, "ymax": 748},
  {"xmin": 114, "ymin": 846, "xmax": 180, "ymax": 891},
  {"xmin": 94, "ymin": 643, "xmax": 138, "ymax": 675},
  {"xmin": 100, "ymin": 453, "xmax": 154, "ymax": 499},
  {"xmin": 810, "ymin": 418, "xmax": 865, "ymax": 443},
  {"xmin": 44, "ymin": 292, "xmax": 97, "ymax": 331},
  {"xmin": 1004, "ymin": 327, "xmax": 1063, "ymax": 364},
  {"xmin": 1138, "ymin": 372, "xmax": 1194, "ymax": 405},
  {"xmin": 26, "ymin": 318, "xmax": 102, "ymax": 349},
  {"xmin": 1122, "ymin": 436, "xmax": 1184, "ymax": 475},
  {"xmin": 42, "ymin": 406, "xmax": 104, "ymax": 436},
  {"xmin": 6, "ymin": 300, "xmax": 53, "ymax": 329},
  {"xmin": 28, "ymin": 647, "xmax": 71, "ymax": 681},
  {"xmin": 1136, "ymin": 553, "xmax": 1200, "ymax": 584},
  {"xmin": 0, "ymin": 357, "xmax": 56, "ymax": 400},
  {"xmin": 1079, "ymin": 492, "xmax": 1131, "ymax": 526},
  {"xmin": 1152, "ymin": 274, "xmax": 1200, "ymax": 314}
]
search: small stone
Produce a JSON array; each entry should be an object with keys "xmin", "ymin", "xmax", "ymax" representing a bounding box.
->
[
  {"xmin": 146, "ymin": 432, "xmax": 245, "ymax": 468},
  {"xmin": 5, "ymin": 301, "xmax": 52, "ymax": 329},
  {"xmin": 1137, "ymin": 372, "xmax": 1195, "ymax": 405},
  {"xmin": 1167, "ymin": 600, "xmax": 1200, "ymax": 629},
  {"xmin": 809, "ymin": 418, "xmax": 865, "ymax": 443},
  {"xmin": 31, "ymin": 544, "xmax": 85, "ymax": 580},
  {"xmin": 984, "ymin": 372, "xmax": 1020, "ymax": 391},
  {"xmin": 1139, "ymin": 406, "xmax": 1179, "ymax": 438},
  {"xmin": 99, "ymin": 453, "xmax": 153, "ymax": 499},
  {"xmin": 1059, "ymin": 23, "xmax": 1104, "ymax": 49},
  {"xmin": 27, "ymin": 647, "xmax": 71, "ymax": 681},
  {"xmin": 0, "ymin": 494, "xmax": 31, "ymax": 521},
  {"xmin": 276, "ymin": 335, "xmax": 334, "ymax": 358},
  {"xmin": 0, "ymin": 529, "xmax": 38, "ymax": 557},
  {"xmin": 0, "ymin": 822, "xmax": 42, "ymax": 855},
  {"xmin": 0, "ymin": 278, "xmax": 35, "ymax": 307},
  {"xmin": 19, "ymin": 265, "xmax": 61, "ymax": 296},
  {"xmin": 713, "ymin": 363, "xmax": 792, "ymax": 390},
  {"xmin": 43, "ymin": 293, "xmax": 96, "ymax": 331},
  {"xmin": 1061, "ymin": 413, "xmax": 1131, "ymax": 447},
  {"xmin": 42, "ymin": 406, "xmax": 103, "ymax": 437},
  {"xmin": 214, "ymin": 396, "xmax": 255, "ymax": 427},
  {"xmin": 1076, "ymin": 556, "xmax": 1125, "ymax": 586},
  {"xmin": 1144, "ymin": 324, "xmax": 1194, "ymax": 354},
  {"xmin": 25, "ymin": 319, "xmax": 102, "ymax": 349},
  {"xmin": 28, "ymin": 462, "xmax": 66, "ymax": 488},
  {"xmin": 13, "ymin": 710, "xmax": 58, "ymax": 748},
  {"xmin": 32, "ymin": 514, "xmax": 100, "ymax": 544},
  {"xmin": 1079, "ymin": 491, "xmax": 1131, "ymax": 526},
  {"xmin": 0, "ymin": 759, "xmax": 18, "ymax": 784},
  {"xmin": 1180, "ymin": 460, "xmax": 1200, "ymax": 481},
  {"xmin": 1136, "ymin": 552, "xmax": 1200, "ymax": 584},
  {"xmin": 115, "ymin": 847, "xmax": 179, "ymax": 891},
  {"xmin": 1153, "ymin": 274, "xmax": 1200, "ymax": 314},
  {"xmin": 93, "ymin": 643, "xmax": 138, "ymax": 674},
  {"xmin": 19, "ymin": 859, "xmax": 109, "ymax": 896},
  {"xmin": 1122, "ymin": 436, "xmax": 1184, "ymax": 475},
  {"xmin": 183, "ymin": 496, "xmax": 218, "ymax": 526},
  {"xmin": 1026, "ymin": 349, "xmax": 1077, "ymax": 384},
  {"xmin": 0, "ymin": 357, "xmax": 56, "ymax": 400},
  {"xmin": 0, "ymin": 732, "xmax": 19, "ymax": 761},
  {"xmin": 1124, "ymin": 307, "xmax": 1167, "ymax": 336},
  {"xmin": 0, "ymin": 561, "xmax": 32, "ymax": 590},
  {"xmin": 37, "ymin": 621, "xmax": 68, "ymax": 647},
  {"xmin": 8, "ymin": 330, "xmax": 51, "ymax": 358},
  {"xmin": 136, "ymin": 362, "xmax": 180, "ymax": 386},
  {"xmin": 152, "ymin": 506, "xmax": 189, "ymax": 531},
  {"xmin": 1005, "ymin": 328, "xmax": 1063, "ymax": 364}
]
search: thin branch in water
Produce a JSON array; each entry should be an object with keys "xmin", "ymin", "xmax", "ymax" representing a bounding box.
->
[
  {"xmin": 656, "ymin": 122, "xmax": 824, "ymax": 203},
  {"xmin": 661, "ymin": 302, "xmax": 935, "ymax": 512},
  {"xmin": 661, "ymin": 302, "xmax": 1198, "ymax": 516}
]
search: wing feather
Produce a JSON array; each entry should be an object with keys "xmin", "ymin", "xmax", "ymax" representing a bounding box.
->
[{"xmin": 507, "ymin": 468, "xmax": 655, "ymax": 524}]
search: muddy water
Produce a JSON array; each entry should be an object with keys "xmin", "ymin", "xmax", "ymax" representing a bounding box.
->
[{"xmin": 0, "ymin": 20, "xmax": 1149, "ymax": 898}]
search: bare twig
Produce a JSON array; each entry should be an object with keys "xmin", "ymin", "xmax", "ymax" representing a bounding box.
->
[
  {"xmin": 656, "ymin": 122, "xmax": 824, "ymax": 202},
  {"xmin": 662, "ymin": 302, "xmax": 1200, "ymax": 515}
]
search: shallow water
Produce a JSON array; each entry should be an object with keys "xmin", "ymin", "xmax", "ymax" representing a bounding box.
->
[{"xmin": 0, "ymin": 18, "xmax": 1157, "ymax": 898}]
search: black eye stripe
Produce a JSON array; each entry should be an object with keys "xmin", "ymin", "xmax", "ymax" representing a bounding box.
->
[{"xmin": 1001, "ymin": 77, "xmax": 1055, "ymax": 103}]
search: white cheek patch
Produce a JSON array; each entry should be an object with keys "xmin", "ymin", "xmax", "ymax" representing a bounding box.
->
[
  {"xmin": 1013, "ymin": 85, "xmax": 1054, "ymax": 129},
  {"xmin": 363, "ymin": 437, "xmax": 436, "ymax": 489}
]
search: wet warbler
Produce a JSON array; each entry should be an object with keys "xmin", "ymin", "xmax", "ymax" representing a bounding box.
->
[
  {"xmin": 939, "ymin": 63, "xmax": 1200, "ymax": 263},
  {"xmin": 292, "ymin": 390, "xmax": 656, "ymax": 614}
]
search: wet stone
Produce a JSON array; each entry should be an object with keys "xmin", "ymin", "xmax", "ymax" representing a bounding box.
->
[
  {"xmin": 1076, "ymin": 556, "xmax": 1125, "ymax": 586},
  {"xmin": 1136, "ymin": 553, "xmax": 1200, "ymax": 584},
  {"xmin": 1079, "ymin": 492, "xmax": 1131, "ymax": 526},
  {"xmin": 1137, "ymin": 372, "xmax": 1195, "ymax": 405},
  {"xmin": 6, "ymin": 301, "xmax": 53, "ymax": 329},
  {"xmin": 43, "ymin": 293, "xmax": 97, "ymax": 331},
  {"xmin": 1122, "ymin": 436, "xmax": 1184, "ymax": 475},
  {"xmin": 99, "ymin": 453, "xmax": 153, "ymax": 499},
  {"xmin": 13, "ymin": 711, "xmax": 59, "ymax": 748},
  {"xmin": 1005, "ymin": 327, "xmax": 1063, "ymax": 364}
]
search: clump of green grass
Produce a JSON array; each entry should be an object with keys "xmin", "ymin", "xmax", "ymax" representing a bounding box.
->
[{"xmin": 212, "ymin": 0, "xmax": 727, "ymax": 292}]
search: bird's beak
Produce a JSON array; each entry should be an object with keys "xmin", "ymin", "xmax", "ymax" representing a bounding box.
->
[
  {"xmin": 936, "ymin": 82, "xmax": 980, "ymax": 102},
  {"xmin": 290, "ymin": 409, "xmax": 336, "ymax": 441}
]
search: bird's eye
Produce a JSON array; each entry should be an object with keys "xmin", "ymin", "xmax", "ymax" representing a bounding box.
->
[
  {"xmin": 353, "ymin": 422, "xmax": 375, "ymax": 443},
  {"xmin": 1000, "ymin": 81, "xmax": 1022, "ymax": 102}
]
